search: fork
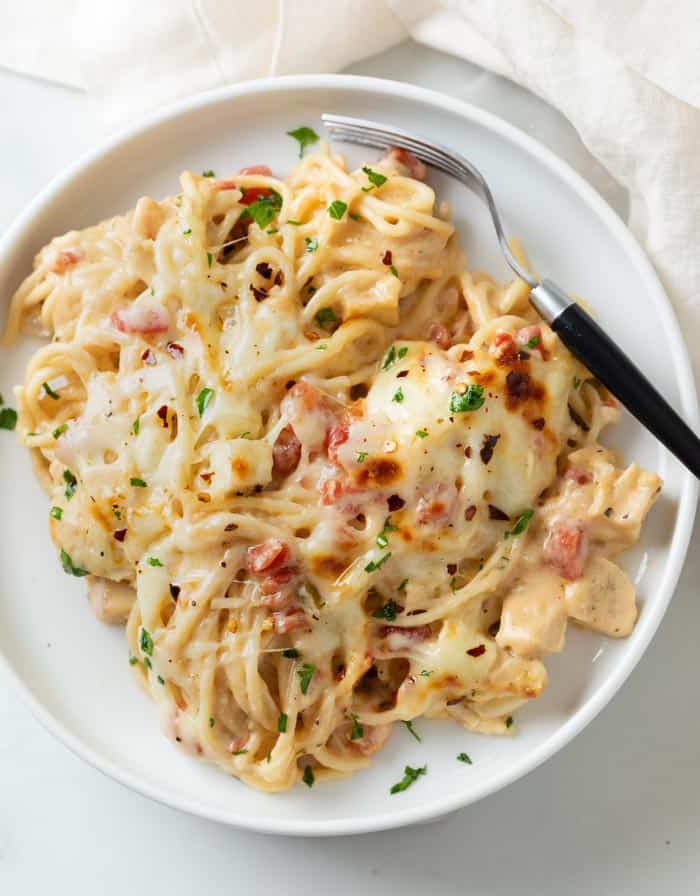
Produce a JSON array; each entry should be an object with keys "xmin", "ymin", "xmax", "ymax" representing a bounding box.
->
[{"xmin": 322, "ymin": 113, "xmax": 700, "ymax": 478}]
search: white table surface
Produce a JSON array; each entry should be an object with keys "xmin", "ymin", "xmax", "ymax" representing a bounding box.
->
[{"xmin": 1, "ymin": 41, "xmax": 699, "ymax": 895}]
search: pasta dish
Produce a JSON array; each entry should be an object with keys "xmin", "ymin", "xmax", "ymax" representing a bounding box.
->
[{"xmin": 4, "ymin": 136, "xmax": 661, "ymax": 792}]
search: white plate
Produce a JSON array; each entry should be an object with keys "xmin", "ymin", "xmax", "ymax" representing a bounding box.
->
[{"xmin": 0, "ymin": 75, "xmax": 696, "ymax": 837}]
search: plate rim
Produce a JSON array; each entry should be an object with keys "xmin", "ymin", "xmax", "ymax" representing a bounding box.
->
[{"xmin": 1, "ymin": 72, "xmax": 697, "ymax": 836}]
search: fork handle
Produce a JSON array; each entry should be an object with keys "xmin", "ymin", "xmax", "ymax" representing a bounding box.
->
[{"xmin": 530, "ymin": 279, "xmax": 700, "ymax": 478}]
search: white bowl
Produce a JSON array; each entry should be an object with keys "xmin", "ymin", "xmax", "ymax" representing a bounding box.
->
[{"xmin": 0, "ymin": 75, "xmax": 696, "ymax": 836}]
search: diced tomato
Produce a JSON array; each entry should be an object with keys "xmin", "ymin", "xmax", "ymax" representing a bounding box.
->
[
  {"xmin": 239, "ymin": 187, "xmax": 271, "ymax": 206},
  {"xmin": 382, "ymin": 147, "xmax": 427, "ymax": 182},
  {"xmin": 543, "ymin": 517, "xmax": 589, "ymax": 580},
  {"xmin": 272, "ymin": 605, "xmax": 310, "ymax": 634},
  {"xmin": 326, "ymin": 423, "xmax": 350, "ymax": 465},
  {"xmin": 566, "ymin": 467, "xmax": 592, "ymax": 485},
  {"xmin": 259, "ymin": 567, "xmax": 298, "ymax": 596},
  {"xmin": 516, "ymin": 325, "xmax": 541, "ymax": 348},
  {"xmin": 111, "ymin": 305, "xmax": 169, "ymax": 334},
  {"xmin": 273, "ymin": 425, "xmax": 302, "ymax": 476},
  {"xmin": 491, "ymin": 331, "xmax": 518, "ymax": 364},
  {"xmin": 320, "ymin": 477, "xmax": 345, "ymax": 506},
  {"xmin": 246, "ymin": 539, "xmax": 291, "ymax": 574},
  {"xmin": 51, "ymin": 248, "xmax": 84, "ymax": 274},
  {"xmin": 428, "ymin": 322, "xmax": 451, "ymax": 350}
]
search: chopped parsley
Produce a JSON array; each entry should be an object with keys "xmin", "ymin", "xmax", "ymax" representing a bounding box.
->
[
  {"xmin": 287, "ymin": 219, "xmax": 302, "ymax": 226},
  {"xmin": 572, "ymin": 376, "xmax": 581, "ymax": 389},
  {"xmin": 525, "ymin": 335, "xmax": 540, "ymax": 349},
  {"xmin": 349, "ymin": 713, "xmax": 364, "ymax": 741},
  {"xmin": 457, "ymin": 752, "xmax": 472, "ymax": 764},
  {"xmin": 382, "ymin": 344, "xmax": 408, "ymax": 370},
  {"xmin": 147, "ymin": 557, "xmax": 164, "ymax": 567},
  {"xmin": 365, "ymin": 552, "xmax": 392, "ymax": 573},
  {"xmin": 132, "ymin": 417, "xmax": 140, "ymax": 436},
  {"xmin": 63, "ymin": 469, "xmax": 77, "ymax": 500},
  {"xmin": 361, "ymin": 166, "xmax": 388, "ymax": 191},
  {"xmin": 315, "ymin": 344, "xmax": 328, "ymax": 351},
  {"xmin": 209, "ymin": 717, "xmax": 215, "ymax": 727},
  {"xmin": 157, "ymin": 675, "xmax": 165, "ymax": 685},
  {"xmin": 505, "ymin": 716, "xmax": 514, "ymax": 728},
  {"xmin": 129, "ymin": 655, "xmax": 138, "ymax": 666},
  {"xmin": 419, "ymin": 669, "xmax": 433, "ymax": 677},
  {"xmin": 504, "ymin": 509, "xmax": 534, "ymax": 539},
  {"xmin": 356, "ymin": 450, "xmax": 368, "ymax": 463},
  {"xmin": 297, "ymin": 663, "xmax": 316, "ymax": 695},
  {"xmin": 283, "ymin": 648, "xmax": 299, "ymax": 659},
  {"xmin": 50, "ymin": 506, "xmax": 63, "ymax": 520},
  {"xmin": 305, "ymin": 237, "xmax": 319, "ymax": 253},
  {"xmin": 196, "ymin": 387, "xmax": 215, "ymax": 416},
  {"xmin": 52, "ymin": 423, "xmax": 67, "ymax": 439},
  {"xmin": 242, "ymin": 191, "xmax": 283, "ymax": 230},
  {"xmin": 389, "ymin": 264, "xmax": 399, "ymax": 278},
  {"xmin": 397, "ymin": 578, "xmax": 408, "ymax": 592},
  {"xmin": 232, "ymin": 748, "xmax": 248, "ymax": 756},
  {"xmin": 140, "ymin": 628, "xmax": 154, "ymax": 657},
  {"xmin": 390, "ymin": 764, "xmax": 426, "ymax": 795},
  {"xmin": 202, "ymin": 169, "xmax": 216, "ymax": 177},
  {"xmin": 206, "ymin": 251, "xmax": 213, "ymax": 268},
  {"xmin": 60, "ymin": 548, "xmax": 88, "ymax": 577},
  {"xmin": 415, "ymin": 429, "xmax": 428, "ymax": 439},
  {"xmin": 402, "ymin": 720, "xmax": 421, "ymax": 742},
  {"xmin": 267, "ymin": 228, "xmax": 278, "ymax": 235},
  {"xmin": 449, "ymin": 384, "xmax": 485, "ymax": 413},
  {"xmin": 143, "ymin": 657, "xmax": 152, "ymax": 670},
  {"xmin": 182, "ymin": 228, "xmax": 192, "ymax": 236},
  {"xmin": 372, "ymin": 598, "xmax": 397, "ymax": 621},
  {"xmin": 376, "ymin": 516, "xmax": 398, "ymax": 549},
  {"xmin": 392, "ymin": 386, "xmax": 404, "ymax": 403},
  {"xmin": 348, "ymin": 212, "xmax": 362, "ymax": 221},
  {"xmin": 42, "ymin": 381, "xmax": 60, "ymax": 400},
  {"xmin": 328, "ymin": 200, "xmax": 348, "ymax": 220},
  {"xmin": 0, "ymin": 407, "xmax": 17, "ymax": 430},
  {"xmin": 287, "ymin": 126, "xmax": 319, "ymax": 158},
  {"xmin": 315, "ymin": 307, "xmax": 337, "ymax": 329},
  {"xmin": 302, "ymin": 765, "xmax": 315, "ymax": 787},
  {"xmin": 130, "ymin": 477, "xmax": 147, "ymax": 488}
]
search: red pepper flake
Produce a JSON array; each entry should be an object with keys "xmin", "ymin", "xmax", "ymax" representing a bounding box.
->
[
  {"xmin": 166, "ymin": 342, "xmax": 184, "ymax": 359},
  {"xmin": 224, "ymin": 523, "xmax": 238, "ymax": 532},
  {"xmin": 464, "ymin": 445, "xmax": 472, "ymax": 459},
  {"xmin": 250, "ymin": 284, "xmax": 268, "ymax": 302},
  {"xmin": 532, "ymin": 417, "xmax": 545, "ymax": 430},
  {"xmin": 113, "ymin": 528, "xmax": 127, "ymax": 542},
  {"xmin": 396, "ymin": 370, "xmax": 409, "ymax": 378},
  {"xmin": 387, "ymin": 494, "xmax": 405, "ymax": 511},
  {"xmin": 200, "ymin": 471, "xmax": 214, "ymax": 483},
  {"xmin": 488, "ymin": 504, "xmax": 509, "ymax": 521},
  {"xmin": 382, "ymin": 250, "xmax": 393, "ymax": 266},
  {"xmin": 467, "ymin": 644, "xmax": 486, "ymax": 657},
  {"xmin": 141, "ymin": 348, "xmax": 157, "ymax": 366},
  {"xmin": 169, "ymin": 584, "xmax": 181, "ymax": 599},
  {"xmin": 285, "ymin": 380, "xmax": 296, "ymax": 390},
  {"xmin": 446, "ymin": 563, "xmax": 457, "ymax": 575},
  {"xmin": 464, "ymin": 505, "xmax": 477, "ymax": 521},
  {"xmin": 256, "ymin": 261, "xmax": 273, "ymax": 279},
  {"xmin": 459, "ymin": 349, "xmax": 474, "ymax": 362},
  {"xmin": 506, "ymin": 370, "xmax": 531, "ymax": 401},
  {"xmin": 480, "ymin": 434, "xmax": 500, "ymax": 464},
  {"xmin": 274, "ymin": 270, "xmax": 284, "ymax": 287},
  {"xmin": 157, "ymin": 405, "xmax": 169, "ymax": 427}
]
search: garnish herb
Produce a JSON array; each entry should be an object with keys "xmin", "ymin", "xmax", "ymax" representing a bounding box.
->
[
  {"xmin": 140, "ymin": 628, "xmax": 154, "ymax": 657},
  {"xmin": 242, "ymin": 191, "xmax": 283, "ymax": 230},
  {"xmin": 209, "ymin": 717, "xmax": 215, "ymax": 727},
  {"xmin": 572, "ymin": 376, "xmax": 581, "ymax": 389},
  {"xmin": 415, "ymin": 429, "xmax": 428, "ymax": 439},
  {"xmin": 207, "ymin": 251, "xmax": 213, "ymax": 268},
  {"xmin": 390, "ymin": 764, "xmax": 427, "ymax": 795},
  {"xmin": 130, "ymin": 477, "xmax": 147, "ymax": 488},
  {"xmin": 372, "ymin": 598, "xmax": 397, "ymax": 621},
  {"xmin": 278, "ymin": 710, "xmax": 288, "ymax": 731},
  {"xmin": 389, "ymin": 264, "xmax": 399, "ymax": 278},
  {"xmin": 287, "ymin": 219, "xmax": 302, "ymax": 226},
  {"xmin": 328, "ymin": 200, "xmax": 348, "ymax": 220},
  {"xmin": 267, "ymin": 228, "xmax": 278, "ymax": 235},
  {"xmin": 147, "ymin": 557, "xmax": 164, "ymax": 567},
  {"xmin": 392, "ymin": 386, "xmax": 404, "ymax": 403},
  {"xmin": 60, "ymin": 548, "xmax": 88, "ymax": 577},
  {"xmin": 232, "ymin": 748, "xmax": 248, "ymax": 756},
  {"xmin": 297, "ymin": 663, "xmax": 316, "ymax": 695},
  {"xmin": 50, "ymin": 506, "xmax": 63, "ymax": 520},
  {"xmin": 402, "ymin": 720, "xmax": 421, "ymax": 742},
  {"xmin": 63, "ymin": 469, "xmax": 77, "ymax": 500},
  {"xmin": 419, "ymin": 669, "xmax": 433, "ymax": 677},
  {"xmin": 449, "ymin": 384, "xmax": 485, "ymax": 413},
  {"xmin": 182, "ymin": 228, "xmax": 192, "ymax": 236},
  {"xmin": 132, "ymin": 417, "xmax": 140, "ymax": 436},
  {"xmin": 365, "ymin": 552, "xmax": 392, "ymax": 573},
  {"xmin": 361, "ymin": 166, "xmax": 388, "ymax": 191},
  {"xmin": 157, "ymin": 675, "xmax": 165, "ymax": 685},
  {"xmin": 349, "ymin": 714, "xmax": 364, "ymax": 741},
  {"xmin": 52, "ymin": 423, "xmax": 68, "ymax": 439},
  {"xmin": 356, "ymin": 451, "xmax": 368, "ymax": 463},
  {"xmin": 397, "ymin": 578, "xmax": 408, "ymax": 592},
  {"xmin": 348, "ymin": 212, "xmax": 362, "ymax": 221},
  {"xmin": 305, "ymin": 237, "xmax": 319, "ymax": 253},
  {"xmin": 283, "ymin": 648, "xmax": 299, "ymax": 659},
  {"xmin": 505, "ymin": 716, "xmax": 514, "ymax": 728},
  {"xmin": 315, "ymin": 344, "xmax": 327, "ymax": 351},
  {"xmin": 202, "ymin": 169, "xmax": 215, "ymax": 177},
  {"xmin": 315, "ymin": 307, "xmax": 337, "ymax": 329},
  {"xmin": 42, "ymin": 381, "xmax": 60, "ymax": 400},
  {"xmin": 457, "ymin": 752, "xmax": 473, "ymax": 764},
  {"xmin": 525, "ymin": 335, "xmax": 540, "ymax": 349},
  {"xmin": 144, "ymin": 657, "xmax": 152, "ymax": 670},
  {"xmin": 129, "ymin": 655, "xmax": 138, "ymax": 666},
  {"xmin": 376, "ymin": 516, "xmax": 398, "ymax": 549},
  {"xmin": 382, "ymin": 345, "xmax": 408, "ymax": 370},
  {"xmin": 302, "ymin": 765, "xmax": 315, "ymax": 787},
  {"xmin": 0, "ymin": 407, "xmax": 17, "ymax": 430},
  {"xmin": 504, "ymin": 509, "xmax": 534, "ymax": 539},
  {"xmin": 287, "ymin": 126, "xmax": 319, "ymax": 157},
  {"xmin": 196, "ymin": 387, "xmax": 215, "ymax": 416}
]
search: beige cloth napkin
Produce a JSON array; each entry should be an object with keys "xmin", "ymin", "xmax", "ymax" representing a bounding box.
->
[{"xmin": 2, "ymin": 0, "xmax": 699, "ymax": 375}]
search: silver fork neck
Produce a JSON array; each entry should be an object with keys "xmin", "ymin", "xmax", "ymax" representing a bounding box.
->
[{"xmin": 529, "ymin": 279, "xmax": 574, "ymax": 324}]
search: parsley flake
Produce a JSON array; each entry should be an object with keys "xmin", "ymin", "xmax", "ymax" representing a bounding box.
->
[
  {"xmin": 504, "ymin": 509, "xmax": 534, "ymax": 539},
  {"xmin": 505, "ymin": 716, "xmax": 514, "ymax": 729},
  {"xmin": 349, "ymin": 713, "xmax": 364, "ymax": 741},
  {"xmin": 392, "ymin": 386, "xmax": 404, "ymax": 403},
  {"xmin": 372, "ymin": 598, "xmax": 397, "ymax": 621},
  {"xmin": 390, "ymin": 764, "xmax": 427, "ymax": 795},
  {"xmin": 60, "ymin": 548, "xmax": 88, "ymax": 577},
  {"xmin": 526, "ymin": 335, "xmax": 540, "ymax": 349},
  {"xmin": 415, "ymin": 429, "xmax": 428, "ymax": 439},
  {"xmin": 382, "ymin": 345, "xmax": 407, "ymax": 370},
  {"xmin": 140, "ymin": 628, "xmax": 154, "ymax": 657},
  {"xmin": 232, "ymin": 748, "xmax": 248, "ymax": 756},
  {"xmin": 202, "ymin": 169, "xmax": 216, "ymax": 177},
  {"xmin": 390, "ymin": 264, "xmax": 399, "ymax": 278},
  {"xmin": 449, "ymin": 385, "xmax": 485, "ymax": 413},
  {"xmin": 209, "ymin": 717, "xmax": 215, "ymax": 727},
  {"xmin": 402, "ymin": 720, "xmax": 421, "ymax": 742},
  {"xmin": 196, "ymin": 387, "xmax": 215, "ymax": 416},
  {"xmin": 0, "ymin": 407, "xmax": 17, "ymax": 430},
  {"xmin": 397, "ymin": 578, "xmax": 408, "ymax": 592},
  {"xmin": 305, "ymin": 237, "xmax": 319, "ymax": 253},
  {"xmin": 457, "ymin": 752, "xmax": 472, "ymax": 764},
  {"xmin": 129, "ymin": 655, "xmax": 138, "ymax": 666},
  {"xmin": 182, "ymin": 228, "xmax": 192, "ymax": 236},
  {"xmin": 63, "ymin": 469, "xmax": 77, "ymax": 500},
  {"xmin": 147, "ymin": 557, "xmax": 164, "ymax": 567},
  {"xmin": 42, "ymin": 381, "xmax": 60, "ymax": 400},
  {"xmin": 297, "ymin": 663, "xmax": 316, "ymax": 695},
  {"xmin": 328, "ymin": 200, "xmax": 348, "ymax": 220},
  {"xmin": 207, "ymin": 251, "xmax": 213, "ymax": 268},
  {"xmin": 287, "ymin": 126, "xmax": 319, "ymax": 158},
  {"xmin": 361, "ymin": 166, "xmax": 388, "ymax": 191},
  {"xmin": 132, "ymin": 417, "xmax": 140, "ymax": 436},
  {"xmin": 365, "ymin": 552, "xmax": 392, "ymax": 573},
  {"xmin": 242, "ymin": 191, "xmax": 283, "ymax": 230},
  {"xmin": 130, "ymin": 477, "xmax": 147, "ymax": 488},
  {"xmin": 302, "ymin": 765, "xmax": 315, "ymax": 787},
  {"xmin": 278, "ymin": 712, "xmax": 288, "ymax": 733},
  {"xmin": 50, "ymin": 506, "xmax": 63, "ymax": 520},
  {"xmin": 52, "ymin": 423, "xmax": 67, "ymax": 439},
  {"xmin": 315, "ymin": 307, "xmax": 337, "ymax": 329}
]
